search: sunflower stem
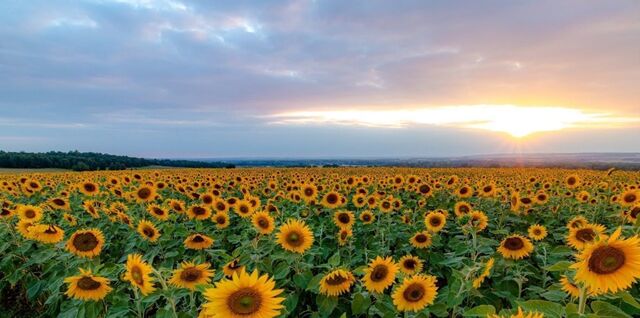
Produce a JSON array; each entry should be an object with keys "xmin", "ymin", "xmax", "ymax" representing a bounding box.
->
[
  {"xmin": 133, "ymin": 288, "xmax": 144, "ymax": 318},
  {"xmin": 152, "ymin": 268, "xmax": 179, "ymax": 318},
  {"xmin": 577, "ymin": 284, "xmax": 588, "ymax": 315}
]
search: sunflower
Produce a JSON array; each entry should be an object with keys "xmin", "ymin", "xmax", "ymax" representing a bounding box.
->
[
  {"xmin": 398, "ymin": 255, "xmax": 423, "ymax": 275},
  {"xmin": 276, "ymin": 219, "xmax": 314, "ymax": 254},
  {"xmin": 527, "ymin": 224, "xmax": 548, "ymax": 241},
  {"xmin": 626, "ymin": 205, "xmax": 640, "ymax": 224},
  {"xmin": 391, "ymin": 274, "xmax": 438, "ymax": 312},
  {"xmin": 572, "ymin": 227, "xmax": 640, "ymax": 295},
  {"xmin": 167, "ymin": 199, "xmax": 185, "ymax": 213},
  {"xmin": 252, "ymin": 211, "xmax": 275, "ymax": 234},
  {"xmin": 362, "ymin": 256, "xmax": 399, "ymax": 293},
  {"xmin": 333, "ymin": 210, "xmax": 355, "ymax": 229},
  {"xmin": 359, "ymin": 210, "xmax": 375, "ymax": 224},
  {"xmin": 620, "ymin": 189, "xmax": 640, "ymax": 207},
  {"xmin": 79, "ymin": 181, "xmax": 100, "ymax": 196},
  {"xmin": 169, "ymin": 261, "xmax": 214, "ymax": 290},
  {"xmin": 137, "ymin": 220, "xmax": 160, "ymax": 242},
  {"xmin": 208, "ymin": 212, "xmax": 227, "ymax": 229},
  {"xmin": 64, "ymin": 268, "xmax": 112, "ymax": 301},
  {"xmin": 213, "ymin": 198, "xmax": 230, "ymax": 214},
  {"xmin": 565, "ymin": 174, "xmax": 581, "ymax": 189},
  {"xmin": 488, "ymin": 307, "xmax": 544, "ymax": 318},
  {"xmin": 147, "ymin": 204, "xmax": 169, "ymax": 221},
  {"xmin": 559, "ymin": 275, "xmax": 580, "ymax": 299},
  {"xmin": 184, "ymin": 233, "xmax": 214, "ymax": 250},
  {"xmin": 188, "ymin": 205, "xmax": 211, "ymax": 220},
  {"xmin": 337, "ymin": 228, "xmax": 352, "ymax": 246},
  {"xmin": 319, "ymin": 269, "xmax": 355, "ymax": 296},
  {"xmin": 17, "ymin": 205, "xmax": 43, "ymax": 221},
  {"xmin": 16, "ymin": 219, "xmax": 37, "ymax": 239},
  {"xmin": 498, "ymin": 235, "xmax": 533, "ymax": 260},
  {"xmin": 469, "ymin": 211, "xmax": 489, "ymax": 231},
  {"xmin": 454, "ymin": 201, "xmax": 472, "ymax": 217},
  {"xmin": 567, "ymin": 216, "xmax": 588, "ymax": 229},
  {"xmin": 567, "ymin": 224, "xmax": 607, "ymax": 250},
  {"xmin": 301, "ymin": 183, "xmax": 317, "ymax": 202},
  {"xmin": 223, "ymin": 259, "xmax": 245, "ymax": 278},
  {"xmin": 48, "ymin": 197, "xmax": 70, "ymax": 211},
  {"xmin": 425, "ymin": 211, "xmax": 446, "ymax": 233},
  {"xmin": 321, "ymin": 191, "xmax": 342, "ymax": 209},
  {"xmin": 0, "ymin": 206, "xmax": 14, "ymax": 219},
  {"xmin": 30, "ymin": 224, "xmax": 65, "ymax": 244},
  {"xmin": 410, "ymin": 231, "xmax": 433, "ymax": 249},
  {"xmin": 123, "ymin": 254, "xmax": 156, "ymax": 295},
  {"xmin": 456, "ymin": 185, "xmax": 473, "ymax": 198},
  {"xmin": 201, "ymin": 270, "xmax": 284, "ymax": 318},
  {"xmin": 134, "ymin": 185, "xmax": 156, "ymax": 203},
  {"xmin": 66, "ymin": 229, "xmax": 105, "ymax": 258},
  {"xmin": 472, "ymin": 258, "xmax": 495, "ymax": 288}
]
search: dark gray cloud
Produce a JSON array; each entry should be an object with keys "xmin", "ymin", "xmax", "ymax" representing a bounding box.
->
[{"xmin": 0, "ymin": 0, "xmax": 638, "ymax": 157}]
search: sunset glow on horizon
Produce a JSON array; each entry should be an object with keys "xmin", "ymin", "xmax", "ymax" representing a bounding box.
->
[{"xmin": 270, "ymin": 105, "xmax": 638, "ymax": 138}]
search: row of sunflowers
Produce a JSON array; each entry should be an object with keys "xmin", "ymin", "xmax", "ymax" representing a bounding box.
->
[{"xmin": 1, "ymin": 167, "xmax": 639, "ymax": 317}]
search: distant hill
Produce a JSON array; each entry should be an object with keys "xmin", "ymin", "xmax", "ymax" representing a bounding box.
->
[
  {"xmin": 208, "ymin": 153, "xmax": 640, "ymax": 170},
  {"xmin": 0, "ymin": 151, "xmax": 234, "ymax": 171}
]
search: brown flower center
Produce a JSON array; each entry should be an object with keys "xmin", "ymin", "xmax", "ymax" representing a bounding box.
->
[
  {"xmin": 588, "ymin": 246, "xmax": 625, "ymax": 274},
  {"xmin": 286, "ymin": 231, "xmax": 303, "ymax": 247},
  {"xmin": 193, "ymin": 206, "xmax": 206, "ymax": 215},
  {"xmin": 338, "ymin": 213, "xmax": 350, "ymax": 224},
  {"xmin": 131, "ymin": 266, "xmax": 144, "ymax": 285},
  {"xmin": 52, "ymin": 198, "xmax": 66, "ymax": 206},
  {"xmin": 370, "ymin": 265, "xmax": 389, "ymax": 282},
  {"xmin": 84, "ymin": 183, "xmax": 96, "ymax": 192},
  {"xmin": 227, "ymin": 288, "xmax": 262, "ymax": 315},
  {"xmin": 137, "ymin": 188, "xmax": 151, "ymax": 199},
  {"xmin": 25, "ymin": 209, "xmax": 36, "ymax": 218},
  {"xmin": 326, "ymin": 193, "xmax": 338, "ymax": 204},
  {"xmin": 72, "ymin": 232, "xmax": 99, "ymax": 251},
  {"xmin": 403, "ymin": 283, "xmax": 425, "ymax": 302},
  {"xmin": 403, "ymin": 259, "xmax": 417, "ymax": 270},
  {"xmin": 257, "ymin": 218, "xmax": 269, "ymax": 229},
  {"xmin": 623, "ymin": 193, "xmax": 637, "ymax": 203},
  {"xmin": 575, "ymin": 228, "xmax": 596, "ymax": 242},
  {"xmin": 415, "ymin": 234, "xmax": 427, "ymax": 243},
  {"xmin": 180, "ymin": 267, "xmax": 202, "ymax": 282},
  {"xmin": 143, "ymin": 226, "xmax": 155, "ymax": 238},
  {"xmin": 325, "ymin": 274, "xmax": 348, "ymax": 285},
  {"xmin": 77, "ymin": 276, "xmax": 102, "ymax": 290},
  {"xmin": 192, "ymin": 235, "xmax": 205, "ymax": 243},
  {"xmin": 429, "ymin": 217, "xmax": 441, "ymax": 227},
  {"xmin": 504, "ymin": 237, "xmax": 524, "ymax": 251}
]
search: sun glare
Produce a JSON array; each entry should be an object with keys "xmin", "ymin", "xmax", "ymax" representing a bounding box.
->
[{"xmin": 270, "ymin": 105, "xmax": 636, "ymax": 138}]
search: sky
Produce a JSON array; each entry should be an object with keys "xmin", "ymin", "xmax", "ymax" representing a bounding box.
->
[{"xmin": 1, "ymin": 0, "xmax": 639, "ymax": 158}]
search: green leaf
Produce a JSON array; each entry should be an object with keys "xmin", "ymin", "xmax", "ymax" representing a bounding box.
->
[
  {"xmin": 328, "ymin": 252, "xmax": 341, "ymax": 267},
  {"xmin": 591, "ymin": 301, "xmax": 631, "ymax": 318},
  {"xmin": 545, "ymin": 261, "xmax": 572, "ymax": 272},
  {"xmin": 463, "ymin": 305, "xmax": 496, "ymax": 317},
  {"xmin": 352, "ymin": 293, "xmax": 371, "ymax": 315},
  {"xmin": 619, "ymin": 291, "xmax": 640, "ymax": 309},
  {"xmin": 316, "ymin": 294, "xmax": 338, "ymax": 317}
]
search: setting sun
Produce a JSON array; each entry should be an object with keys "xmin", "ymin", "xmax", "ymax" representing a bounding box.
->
[{"xmin": 271, "ymin": 105, "xmax": 636, "ymax": 138}]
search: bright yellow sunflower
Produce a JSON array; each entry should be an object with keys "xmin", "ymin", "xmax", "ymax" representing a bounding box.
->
[
  {"xmin": 184, "ymin": 233, "xmax": 214, "ymax": 250},
  {"xmin": 30, "ymin": 224, "xmax": 65, "ymax": 244},
  {"xmin": 488, "ymin": 307, "xmax": 544, "ymax": 318},
  {"xmin": 567, "ymin": 224, "xmax": 607, "ymax": 250},
  {"xmin": 425, "ymin": 211, "xmax": 446, "ymax": 233},
  {"xmin": 454, "ymin": 201, "xmax": 472, "ymax": 217},
  {"xmin": 276, "ymin": 219, "xmax": 314, "ymax": 254},
  {"xmin": 319, "ymin": 269, "xmax": 355, "ymax": 296},
  {"xmin": 559, "ymin": 275, "xmax": 580, "ymax": 299},
  {"xmin": 123, "ymin": 254, "xmax": 156, "ymax": 295},
  {"xmin": 188, "ymin": 205, "xmax": 211, "ymax": 220},
  {"xmin": 223, "ymin": 259, "xmax": 245, "ymax": 278},
  {"xmin": 333, "ymin": 210, "xmax": 355, "ymax": 229},
  {"xmin": 498, "ymin": 235, "xmax": 533, "ymax": 260},
  {"xmin": 64, "ymin": 268, "xmax": 112, "ymax": 301},
  {"xmin": 527, "ymin": 224, "xmax": 548, "ymax": 241},
  {"xmin": 66, "ymin": 229, "xmax": 105, "ymax": 258},
  {"xmin": 147, "ymin": 204, "xmax": 169, "ymax": 221},
  {"xmin": 469, "ymin": 210, "xmax": 489, "ymax": 231},
  {"xmin": 16, "ymin": 219, "xmax": 37, "ymax": 239},
  {"xmin": 321, "ymin": 191, "xmax": 343, "ymax": 209},
  {"xmin": 252, "ymin": 211, "xmax": 275, "ymax": 234},
  {"xmin": 391, "ymin": 274, "xmax": 438, "ymax": 312},
  {"xmin": 410, "ymin": 231, "xmax": 433, "ymax": 249},
  {"xmin": 169, "ymin": 261, "xmax": 215, "ymax": 290},
  {"xmin": 359, "ymin": 210, "xmax": 375, "ymax": 224},
  {"xmin": 398, "ymin": 255, "xmax": 423, "ymax": 275},
  {"xmin": 201, "ymin": 270, "xmax": 284, "ymax": 318},
  {"xmin": 572, "ymin": 227, "xmax": 640, "ymax": 295},
  {"xmin": 212, "ymin": 211, "xmax": 230, "ymax": 229},
  {"xmin": 620, "ymin": 189, "xmax": 640, "ymax": 207},
  {"xmin": 472, "ymin": 258, "xmax": 495, "ymax": 288},
  {"xmin": 133, "ymin": 185, "xmax": 156, "ymax": 203},
  {"xmin": 362, "ymin": 256, "xmax": 399, "ymax": 293},
  {"xmin": 17, "ymin": 205, "xmax": 43, "ymax": 221},
  {"xmin": 137, "ymin": 220, "xmax": 160, "ymax": 242}
]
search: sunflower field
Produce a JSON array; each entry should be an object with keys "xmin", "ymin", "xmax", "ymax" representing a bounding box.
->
[{"xmin": 1, "ymin": 167, "xmax": 640, "ymax": 318}]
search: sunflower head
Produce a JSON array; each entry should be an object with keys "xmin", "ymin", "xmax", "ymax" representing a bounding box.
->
[
  {"xmin": 184, "ymin": 233, "xmax": 214, "ymax": 250},
  {"xmin": 410, "ymin": 231, "xmax": 433, "ymax": 249},
  {"xmin": 567, "ymin": 224, "xmax": 606, "ymax": 250},
  {"xmin": 64, "ymin": 268, "xmax": 112, "ymax": 301},
  {"xmin": 527, "ymin": 224, "xmax": 548, "ymax": 241},
  {"xmin": 362, "ymin": 256, "xmax": 399, "ymax": 293},
  {"xmin": 123, "ymin": 254, "xmax": 156, "ymax": 295},
  {"xmin": 359, "ymin": 210, "xmax": 375, "ymax": 224},
  {"xmin": 252, "ymin": 211, "xmax": 275, "ymax": 234},
  {"xmin": 169, "ymin": 261, "xmax": 214, "ymax": 290},
  {"xmin": 391, "ymin": 274, "xmax": 438, "ymax": 312},
  {"xmin": 66, "ymin": 229, "xmax": 105, "ymax": 258},
  {"xmin": 333, "ymin": 210, "xmax": 355, "ymax": 229},
  {"xmin": 137, "ymin": 220, "xmax": 160, "ymax": 242},
  {"xmin": 319, "ymin": 269, "xmax": 355, "ymax": 296},
  {"xmin": 425, "ymin": 212, "xmax": 446, "ymax": 232},
  {"xmin": 398, "ymin": 255, "xmax": 423, "ymax": 275},
  {"xmin": 276, "ymin": 219, "xmax": 314, "ymax": 254},
  {"xmin": 498, "ymin": 235, "xmax": 534, "ymax": 260}
]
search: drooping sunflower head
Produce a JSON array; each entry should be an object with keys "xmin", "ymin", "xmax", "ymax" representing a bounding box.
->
[
  {"xmin": 66, "ymin": 229, "xmax": 105, "ymax": 258},
  {"xmin": 64, "ymin": 268, "xmax": 112, "ymax": 301},
  {"xmin": 391, "ymin": 274, "xmax": 438, "ymax": 312},
  {"xmin": 362, "ymin": 256, "xmax": 399, "ymax": 293},
  {"xmin": 410, "ymin": 231, "xmax": 433, "ymax": 249},
  {"xmin": 572, "ymin": 227, "xmax": 640, "ymax": 295},
  {"xmin": 398, "ymin": 255, "xmax": 423, "ymax": 275},
  {"xmin": 252, "ymin": 211, "xmax": 275, "ymax": 234},
  {"xmin": 337, "ymin": 228, "xmax": 352, "ymax": 246},
  {"xmin": 567, "ymin": 216, "xmax": 589, "ymax": 230},
  {"xmin": 333, "ymin": 210, "xmax": 355, "ymax": 229},
  {"xmin": 498, "ymin": 234, "xmax": 534, "ymax": 260},
  {"xmin": 137, "ymin": 220, "xmax": 160, "ymax": 242},
  {"xmin": 30, "ymin": 224, "xmax": 65, "ymax": 244},
  {"xmin": 223, "ymin": 259, "xmax": 245, "ymax": 278},
  {"xmin": 319, "ymin": 269, "xmax": 355, "ymax": 296},
  {"xmin": 567, "ymin": 224, "xmax": 607, "ymax": 250},
  {"xmin": 527, "ymin": 224, "xmax": 548, "ymax": 241},
  {"xmin": 201, "ymin": 270, "xmax": 284, "ymax": 318},
  {"xmin": 147, "ymin": 204, "xmax": 169, "ymax": 221},
  {"xmin": 468, "ymin": 211, "xmax": 488, "ymax": 231},
  {"xmin": 123, "ymin": 254, "xmax": 156, "ymax": 296},
  {"xmin": 425, "ymin": 212, "xmax": 446, "ymax": 233},
  {"xmin": 169, "ymin": 261, "xmax": 214, "ymax": 290},
  {"xmin": 184, "ymin": 233, "xmax": 214, "ymax": 250},
  {"xmin": 276, "ymin": 219, "xmax": 314, "ymax": 254},
  {"xmin": 559, "ymin": 275, "xmax": 580, "ymax": 299}
]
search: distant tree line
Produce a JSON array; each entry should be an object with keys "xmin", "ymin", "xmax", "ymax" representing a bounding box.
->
[{"xmin": 0, "ymin": 151, "xmax": 234, "ymax": 171}]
